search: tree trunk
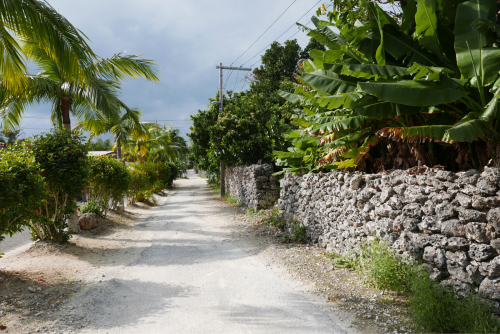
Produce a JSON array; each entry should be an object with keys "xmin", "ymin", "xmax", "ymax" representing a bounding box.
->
[
  {"xmin": 61, "ymin": 94, "xmax": 80, "ymax": 233},
  {"xmin": 61, "ymin": 95, "xmax": 71, "ymax": 130},
  {"xmin": 116, "ymin": 138, "xmax": 126, "ymax": 211}
]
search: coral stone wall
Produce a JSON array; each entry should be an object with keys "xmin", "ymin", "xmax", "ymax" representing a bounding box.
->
[
  {"xmin": 278, "ymin": 167, "xmax": 500, "ymax": 302},
  {"xmin": 225, "ymin": 164, "xmax": 278, "ymax": 210}
]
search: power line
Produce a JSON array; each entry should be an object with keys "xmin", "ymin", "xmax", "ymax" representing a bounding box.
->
[
  {"xmin": 230, "ymin": 0, "xmax": 297, "ymax": 66},
  {"xmin": 241, "ymin": 1, "xmax": 329, "ymax": 67},
  {"xmin": 20, "ymin": 116, "xmax": 191, "ymax": 122},
  {"xmin": 223, "ymin": 69, "xmax": 234, "ymax": 91},
  {"xmin": 233, "ymin": 71, "xmax": 241, "ymax": 92}
]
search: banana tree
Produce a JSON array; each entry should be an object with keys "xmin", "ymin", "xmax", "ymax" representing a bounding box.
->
[{"xmin": 275, "ymin": 0, "xmax": 500, "ymax": 173}]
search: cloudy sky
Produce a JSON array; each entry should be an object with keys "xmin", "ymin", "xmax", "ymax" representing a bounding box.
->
[{"xmin": 20, "ymin": 0, "xmax": 325, "ymax": 141}]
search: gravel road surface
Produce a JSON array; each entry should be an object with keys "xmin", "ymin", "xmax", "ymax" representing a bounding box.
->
[{"xmin": 57, "ymin": 171, "xmax": 351, "ymax": 334}]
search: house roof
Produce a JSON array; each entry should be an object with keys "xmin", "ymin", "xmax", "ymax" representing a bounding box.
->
[{"xmin": 88, "ymin": 151, "xmax": 116, "ymax": 157}]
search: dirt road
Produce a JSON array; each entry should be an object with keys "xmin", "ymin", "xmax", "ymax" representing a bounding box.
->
[
  {"xmin": 1, "ymin": 171, "xmax": 398, "ymax": 333},
  {"xmin": 64, "ymin": 171, "xmax": 353, "ymax": 333}
]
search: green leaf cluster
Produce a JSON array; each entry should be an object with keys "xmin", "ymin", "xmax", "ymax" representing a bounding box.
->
[
  {"xmin": 0, "ymin": 141, "xmax": 46, "ymax": 246},
  {"xmin": 86, "ymin": 155, "xmax": 130, "ymax": 216},
  {"xmin": 275, "ymin": 0, "xmax": 500, "ymax": 173},
  {"xmin": 26, "ymin": 129, "xmax": 88, "ymax": 242}
]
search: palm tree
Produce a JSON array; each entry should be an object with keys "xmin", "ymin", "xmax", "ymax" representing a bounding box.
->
[
  {"xmin": 75, "ymin": 107, "xmax": 144, "ymax": 160},
  {"xmin": 0, "ymin": 39, "xmax": 160, "ymax": 131},
  {"xmin": 122, "ymin": 123, "xmax": 187, "ymax": 163},
  {"xmin": 0, "ymin": 0, "xmax": 96, "ymax": 91}
]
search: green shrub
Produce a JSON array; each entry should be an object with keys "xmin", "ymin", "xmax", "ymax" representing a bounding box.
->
[
  {"xmin": 28, "ymin": 130, "xmax": 88, "ymax": 243},
  {"xmin": 86, "ymin": 155, "xmax": 130, "ymax": 216},
  {"xmin": 165, "ymin": 162, "xmax": 178, "ymax": 187},
  {"xmin": 79, "ymin": 199, "xmax": 101, "ymax": 216},
  {"xmin": 282, "ymin": 221, "xmax": 308, "ymax": 244},
  {"xmin": 351, "ymin": 239, "xmax": 500, "ymax": 333},
  {"xmin": 266, "ymin": 207, "xmax": 287, "ymax": 230},
  {"xmin": 410, "ymin": 270, "xmax": 500, "ymax": 333},
  {"xmin": 127, "ymin": 166, "xmax": 153, "ymax": 204},
  {"xmin": 0, "ymin": 142, "xmax": 46, "ymax": 246},
  {"xmin": 156, "ymin": 163, "xmax": 171, "ymax": 188},
  {"xmin": 356, "ymin": 240, "xmax": 413, "ymax": 293}
]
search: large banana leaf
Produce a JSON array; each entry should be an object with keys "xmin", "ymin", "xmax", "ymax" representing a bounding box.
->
[
  {"xmin": 317, "ymin": 94, "xmax": 349, "ymax": 109},
  {"xmin": 311, "ymin": 17, "xmax": 365, "ymax": 64},
  {"xmin": 415, "ymin": 0, "xmax": 441, "ymax": 56},
  {"xmin": 378, "ymin": 125, "xmax": 450, "ymax": 142},
  {"xmin": 301, "ymin": 70, "xmax": 357, "ymax": 95},
  {"xmin": 316, "ymin": 115, "xmax": 372, "ymax": 132},
  {"xmin": 344, "ymin": 64, "xmax": 410, "ymax": 79},
  {"xmin": 454, "ymin": 0, "xmax": 498, "ymax": 86},
  {"xmin": 309, "ymin": 49, "xmax": 343, "ymax": 64},
  {"xmin": 443, "ymin": 112, "xmax": 489, "ymax": 142},
  {"xmin": 355, "ymin": 101, "xmax": 422, "ymax": 118},
  {"xmin": 383, "ymin": 25, "xmax": 441, "ymax": 66},
  {"xmin": 358, "ymin": 79, "xmax": 467, "ymax": 106},
  {"xmin": 277, "ymin": 90, "xmax": 300, "ymax": 104}
]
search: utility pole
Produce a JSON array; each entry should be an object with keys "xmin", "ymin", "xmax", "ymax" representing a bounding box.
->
[{"xmin": 215, "ymin": 63, "xmax": 251, "ymax": 197}]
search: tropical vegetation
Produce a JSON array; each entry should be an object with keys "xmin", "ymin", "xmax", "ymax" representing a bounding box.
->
[
  {"xmin": 0, "ymin": 0, "xmax": 187, "ymax": 244},
  {"xmin": 189, "ymin": 39, "xmax": 324, "ymax": 182},
  {"xmin": 274, "ymin": 0, "xmax": 500, "ymax": 174}
]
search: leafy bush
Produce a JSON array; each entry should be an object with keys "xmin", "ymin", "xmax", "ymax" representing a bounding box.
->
[
  {"xmin": 0, "ymin": 142, "xmax": 46, "ymax": 246},
  {"xmin": 165, "ymin": 162, "xmax": 178, "ymax": 187},
  {"xmin": 156, "ymin": 162, "xmax": 171, "ymax": 188},
  {"xmin": 266, "ymin": 207, "xmax": 287, "ymax": 230},
  {"xmin": 127, "ymin": 166, "xmax": 153, "ymax": 204},
  {"xmin": 79, "ymin": 199, "xmax": 101, "ymax": 216},
  {"xmin": 28, "ymin": 130, "xmax": 88, "ymax": 243},
  {"xmin": 86, "ymin": 155, "xmax": 130, "ymax": 216}
]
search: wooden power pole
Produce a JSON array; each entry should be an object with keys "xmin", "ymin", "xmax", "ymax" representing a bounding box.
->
[{"xmin": 215, "ymin": 63, "xmax": 251, "ymax": 197}]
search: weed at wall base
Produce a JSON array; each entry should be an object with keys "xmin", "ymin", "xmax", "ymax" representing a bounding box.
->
[{"xmin": 348, "ymin": 240, "xmax": 500, "ymax": 333}]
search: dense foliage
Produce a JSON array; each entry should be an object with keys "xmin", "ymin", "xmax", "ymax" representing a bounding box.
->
[
  {"xmin": 188, "ymin": 39, "xmax": 324, "ymax": 181},
  {"xmin": 28, "ymin": 130, "xmax": 88, "ymax": 242},
  {"xmin": 275, "ymin": 0, "xmax": 500, "ymax": 173},
  {"xmin": 86, "ymin": 155, "xmax": 130, "ymax": 216},
  {"xmin": 0, "ymin": 143, "xmax": 46, "ymax": 247}
]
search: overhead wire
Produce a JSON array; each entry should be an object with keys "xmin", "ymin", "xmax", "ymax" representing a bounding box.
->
[
  {"xmin": 230, "ymin": 0, "xmax": 297, "ymax": 66},
  {"xmin": 241, "ymin": 0, "xmax": 325, "ymax": 67},
  {"xmin": 232, "ymin": 70, "xmax": 241, "ymax": 92}
]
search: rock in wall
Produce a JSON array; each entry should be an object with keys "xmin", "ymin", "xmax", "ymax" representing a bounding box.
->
[
  {"xmin": 225, "ymin": 164, "xmax": 278, "ymax": 211},
  {"xmin": 278, "ymin": 167, "xmax": 500, "ymax": 303}
]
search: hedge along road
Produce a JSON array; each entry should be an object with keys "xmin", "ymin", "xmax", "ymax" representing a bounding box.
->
[{"xmin": 68, "ymin": 170, "xmax": 352, "ymax": 334}]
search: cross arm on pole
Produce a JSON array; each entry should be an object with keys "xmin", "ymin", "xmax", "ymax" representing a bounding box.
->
[{"xmin": 216, "ymin": 66, "xmax": 252, "ymax": 71}]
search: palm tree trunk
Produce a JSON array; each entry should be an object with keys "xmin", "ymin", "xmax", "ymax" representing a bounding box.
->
[
  {"xmin": 61, "ymin": 95, "xmax": 71, "ymax": 130},
  {"xmin": 60, "ymin": 94, "xmax": 80, "ymax": 232},
  {"xmin": 116, "ymin": 138, "xmax": 126, "ymax": 211},
  {"xmin": 117, "ymin": 139, "xmax": 122, "ymax": 161}
]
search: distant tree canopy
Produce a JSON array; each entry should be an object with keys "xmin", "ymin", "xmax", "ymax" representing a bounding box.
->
[{"xmin": 189, "ymin": 38, "xmax": 318, "ymax": 182}]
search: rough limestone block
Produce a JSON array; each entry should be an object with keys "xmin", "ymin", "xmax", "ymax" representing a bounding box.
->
[
  {"xmin": 78, "ymin": 213, "xmax": 100, "ymax": 230},
  {"xmin": 441, "ymin": 219, "xmax": 466, "ymax": 237},
  {"xmin": 465, "ymin": 222, "xmax": 489, "ymax": 243},
  {"xmin": 479, "ymin": 277, "xmax": 500, "ymax": 300},
  {"xmin": 469, "ymin": 243, "xmax": 497, "ymax": 262}
]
